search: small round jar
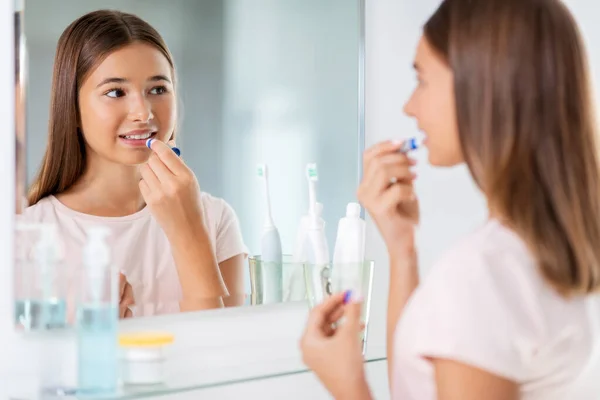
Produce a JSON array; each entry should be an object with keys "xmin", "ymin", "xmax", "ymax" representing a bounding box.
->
[{"xmin": 118, "ymin": 332, "xmax": 174, "ymax": 386}]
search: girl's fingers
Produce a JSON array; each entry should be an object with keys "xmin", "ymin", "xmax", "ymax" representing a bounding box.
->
[
  {"xmin": 147, "ymin": 139, "xmax": 186, "ymax": 176},
  {"xmin": 138, "ymin": 179, "xmax": 151, "ymax": 201},
  {"xmin": 147, "ymin": 153, "xmax": 174, "ymax": 184},
  {"xmin": 363, "ymin": 140, "xmax": 403, "ymax": 169},
  {"xmin": 139, "ymin": 163, "xmax": 160, "ymax": 191},
  {"xmin": 306, "ymin": 292, "xmax": 347, "ymax": 336}
]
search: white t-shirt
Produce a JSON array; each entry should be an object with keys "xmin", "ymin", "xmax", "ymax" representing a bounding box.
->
[
  {"xmin": 393, "ymin": 219, "xmax": 600, "ymax": 399},
  {"xmin": 18, "ymin": 193, "xmax": 247, "ymax": 317}
]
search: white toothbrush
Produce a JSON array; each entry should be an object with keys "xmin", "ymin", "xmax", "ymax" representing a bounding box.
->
[
  {"xmin": 286, "ymin": 201, "xmax": 324, "ymax": 302},
  {"xmin": 304, "ymin": 163, "xmax": 330, "ymax": 304},
  {"xmin": 306, "ymin": 163, "xmax": 318, "ymax": 217},
  {"xmin": 257, "ymin": 164, "xmax": 276, "ymax": 228},
  {"xmin": 257, "ymin": 164, "xmax": 283, "ymax": 304}
]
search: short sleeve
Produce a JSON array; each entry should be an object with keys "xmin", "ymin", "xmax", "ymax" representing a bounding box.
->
[
  {"xmin": 408, "ymin": 248, "xmax": 544, "ymax": 382},
  {"xmin": 215, "ymin": 199, "xmax": 248, "ymax": 264}
]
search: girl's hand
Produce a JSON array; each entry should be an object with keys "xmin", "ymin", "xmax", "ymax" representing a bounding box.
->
[
  {"xmin": 300, "ymin": 291, "xmax": 373, "ymax": 400},
  {"xmin": 119, "ymin": 273, "xmax": 134, "ymax": 319},
  {"xmin": 357, "ymin": 140, "xmax": 419, "ymax": 255},
  {"xmin": 139, "ymin": 139, "xmax": 205, "ymax": 240},
  {"xmin": 139, "ymin": 139, "xmax": 227, "ymax": 303}
]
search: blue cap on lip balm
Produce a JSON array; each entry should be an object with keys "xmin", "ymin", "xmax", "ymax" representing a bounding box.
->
[
  {"xmin": 343, "ymin": 290, "xmax": 353, "ymax": 304},
  {"xmin": 145, "ymin": 138, "xmax": 181, "ymax": 157},
  {"xmin": 398, "ymin": 137, "xmax": 421, "ymax": 154}
]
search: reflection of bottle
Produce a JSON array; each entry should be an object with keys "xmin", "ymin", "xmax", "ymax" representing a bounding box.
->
[
  {"xmin": 35, "ymin": 224, "xmax": 67, "ymax": 330},
  {"xmin": 332, "ymin": 203, "xmax": 365, "ymax": 265},
  {"xmin": 14, "ymin": 222, "xmax": 66, "ymax": 331},
  {"xmin": 77, "ymin": 226, "xmax": 118, "ymax": 394},
  {"xmin": 332, "ymin": 203, "xmax": 366, "ymax": 299}
]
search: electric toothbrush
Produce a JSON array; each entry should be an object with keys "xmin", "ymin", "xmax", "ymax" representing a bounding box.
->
[
  {"xmin": 287, "ymin": 202, "xmax": 324, "ymax": 302},
  {"xmin": 304, "ymin": 163, "xmax": 330, "ymax": 305},
  {"xmin": 257, "ymin": 164, "xmax": 283, "ymax": 304}
]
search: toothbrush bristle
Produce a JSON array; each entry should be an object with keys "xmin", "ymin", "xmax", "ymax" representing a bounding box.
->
[
  {"xmin": 306, "ymin": 163, "xmax": 318, "ymax": 180},
  {"xmin": 257, "ymin": 164, "xmax": 267, "ymax": 178}
]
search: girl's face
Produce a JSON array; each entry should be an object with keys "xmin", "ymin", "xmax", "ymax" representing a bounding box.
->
[
  {"xmin": 78, "ymin": 42, "xmax": 176, "ymax": 166},
  {"xmin": 403, "ymin": 36, "xmax": 463, "ymax": 167}
]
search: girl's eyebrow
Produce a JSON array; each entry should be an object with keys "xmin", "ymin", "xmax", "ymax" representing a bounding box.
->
[{"xmin": 95, "ymin": 75, "xmax": 171, "ymax": 88}]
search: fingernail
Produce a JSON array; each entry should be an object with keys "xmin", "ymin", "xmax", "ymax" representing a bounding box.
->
[
  {"xmin": 343, "ymin": 290, "xmax": 353, "ymax": 304},
  {"xmin": 146, "ymin": 138, "xmax": 154, "ymax": 149},
  {"xmin": 391, "ymin": 139, "xmax": 403, "ymax": 146},
  {"xmin": 171, "ymin": 147, "xmax": 181, "ymax": 157}
]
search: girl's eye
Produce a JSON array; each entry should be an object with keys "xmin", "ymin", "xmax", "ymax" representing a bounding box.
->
[
  {"xmin": 105, "ymin": 88, "xmax": 125, "ymax": 98},
  {"xmin": 149, "ymin": 86, "xmax": 168, "ymax": 95}
]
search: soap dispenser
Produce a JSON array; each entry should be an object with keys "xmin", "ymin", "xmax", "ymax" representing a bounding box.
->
[
  {"xmin": 35, "ymin": 224, "xmax": 67, "ymax": 330},
  {"xmin": 77, "ymin": 226, "xmax": 118, "ymax": 395},
  {"xmin": 14, "ymin": 222, "xmax": 66, "ymax": 331}
]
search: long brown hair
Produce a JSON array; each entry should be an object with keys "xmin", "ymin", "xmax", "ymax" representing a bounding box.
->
[
  {"xmin": 424, "ymin": 0, "xmax": 600, "ymax": 295},
  {"xmin": 28, "ymin": 10, "xmax": 175, "ymax": 206}
]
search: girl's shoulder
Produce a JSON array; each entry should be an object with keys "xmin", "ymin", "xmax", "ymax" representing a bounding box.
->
[{"xmin": 19, "ymin": 196, "xmax": 56, "ymax": 222}]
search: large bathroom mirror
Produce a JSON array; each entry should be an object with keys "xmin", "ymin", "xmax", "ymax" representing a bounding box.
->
[{"xmin": 13, "ymin": 0, "xmax": 364, "ymax": 330}]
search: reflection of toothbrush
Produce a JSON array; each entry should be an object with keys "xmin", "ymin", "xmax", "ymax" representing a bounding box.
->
[
  {"xmin": 286, "ymin": 202, "xmax": 324, "ymax": 301},
  {"xmin": 257, "ymin": 164, "xmax": 283, "ymax": 304},
  {"xmin": 306, "ymin": 163, "xmax": 318, "ymax": 216},
  {"xmin": 305, "ymin": 163, "xmax": 330, "ymax": 304}
]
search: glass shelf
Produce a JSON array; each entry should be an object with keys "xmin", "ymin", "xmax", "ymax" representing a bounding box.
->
[{"xmin": 44, "ymin": 356, "xmax": 386, "ymax": 399}]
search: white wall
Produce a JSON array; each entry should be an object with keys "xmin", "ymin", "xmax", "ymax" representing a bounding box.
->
[{"xmin": 566, "ymin": 0, "xmax": 600, "ymax": 103}]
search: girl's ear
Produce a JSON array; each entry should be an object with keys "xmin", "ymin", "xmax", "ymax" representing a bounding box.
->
[{"xmin": 168, "ymin": 131, "xmax": 176, "ymax": 146}]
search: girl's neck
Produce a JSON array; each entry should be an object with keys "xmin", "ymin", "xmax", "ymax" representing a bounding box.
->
[{"xmin": 57, "ymin": 156, "xmax": 146, "ymax": 217}]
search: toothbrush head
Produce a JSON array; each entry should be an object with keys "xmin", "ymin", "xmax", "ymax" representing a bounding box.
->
[
  {"xmin": 306, "ymin": 163, "xmax": 318, "ymax": 181},
  {"xmin": 257, "ymin": 163, "xmax": 268, "ymax": 179}
]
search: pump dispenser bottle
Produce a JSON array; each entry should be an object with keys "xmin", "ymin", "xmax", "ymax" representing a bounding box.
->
[
  {"xmin": 77, "ymin": 226, "xmax": 118, "ymax": 394},
  {"xmin": 14, "ymin": 222, "xmax": 66, "ymax": 330}
]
